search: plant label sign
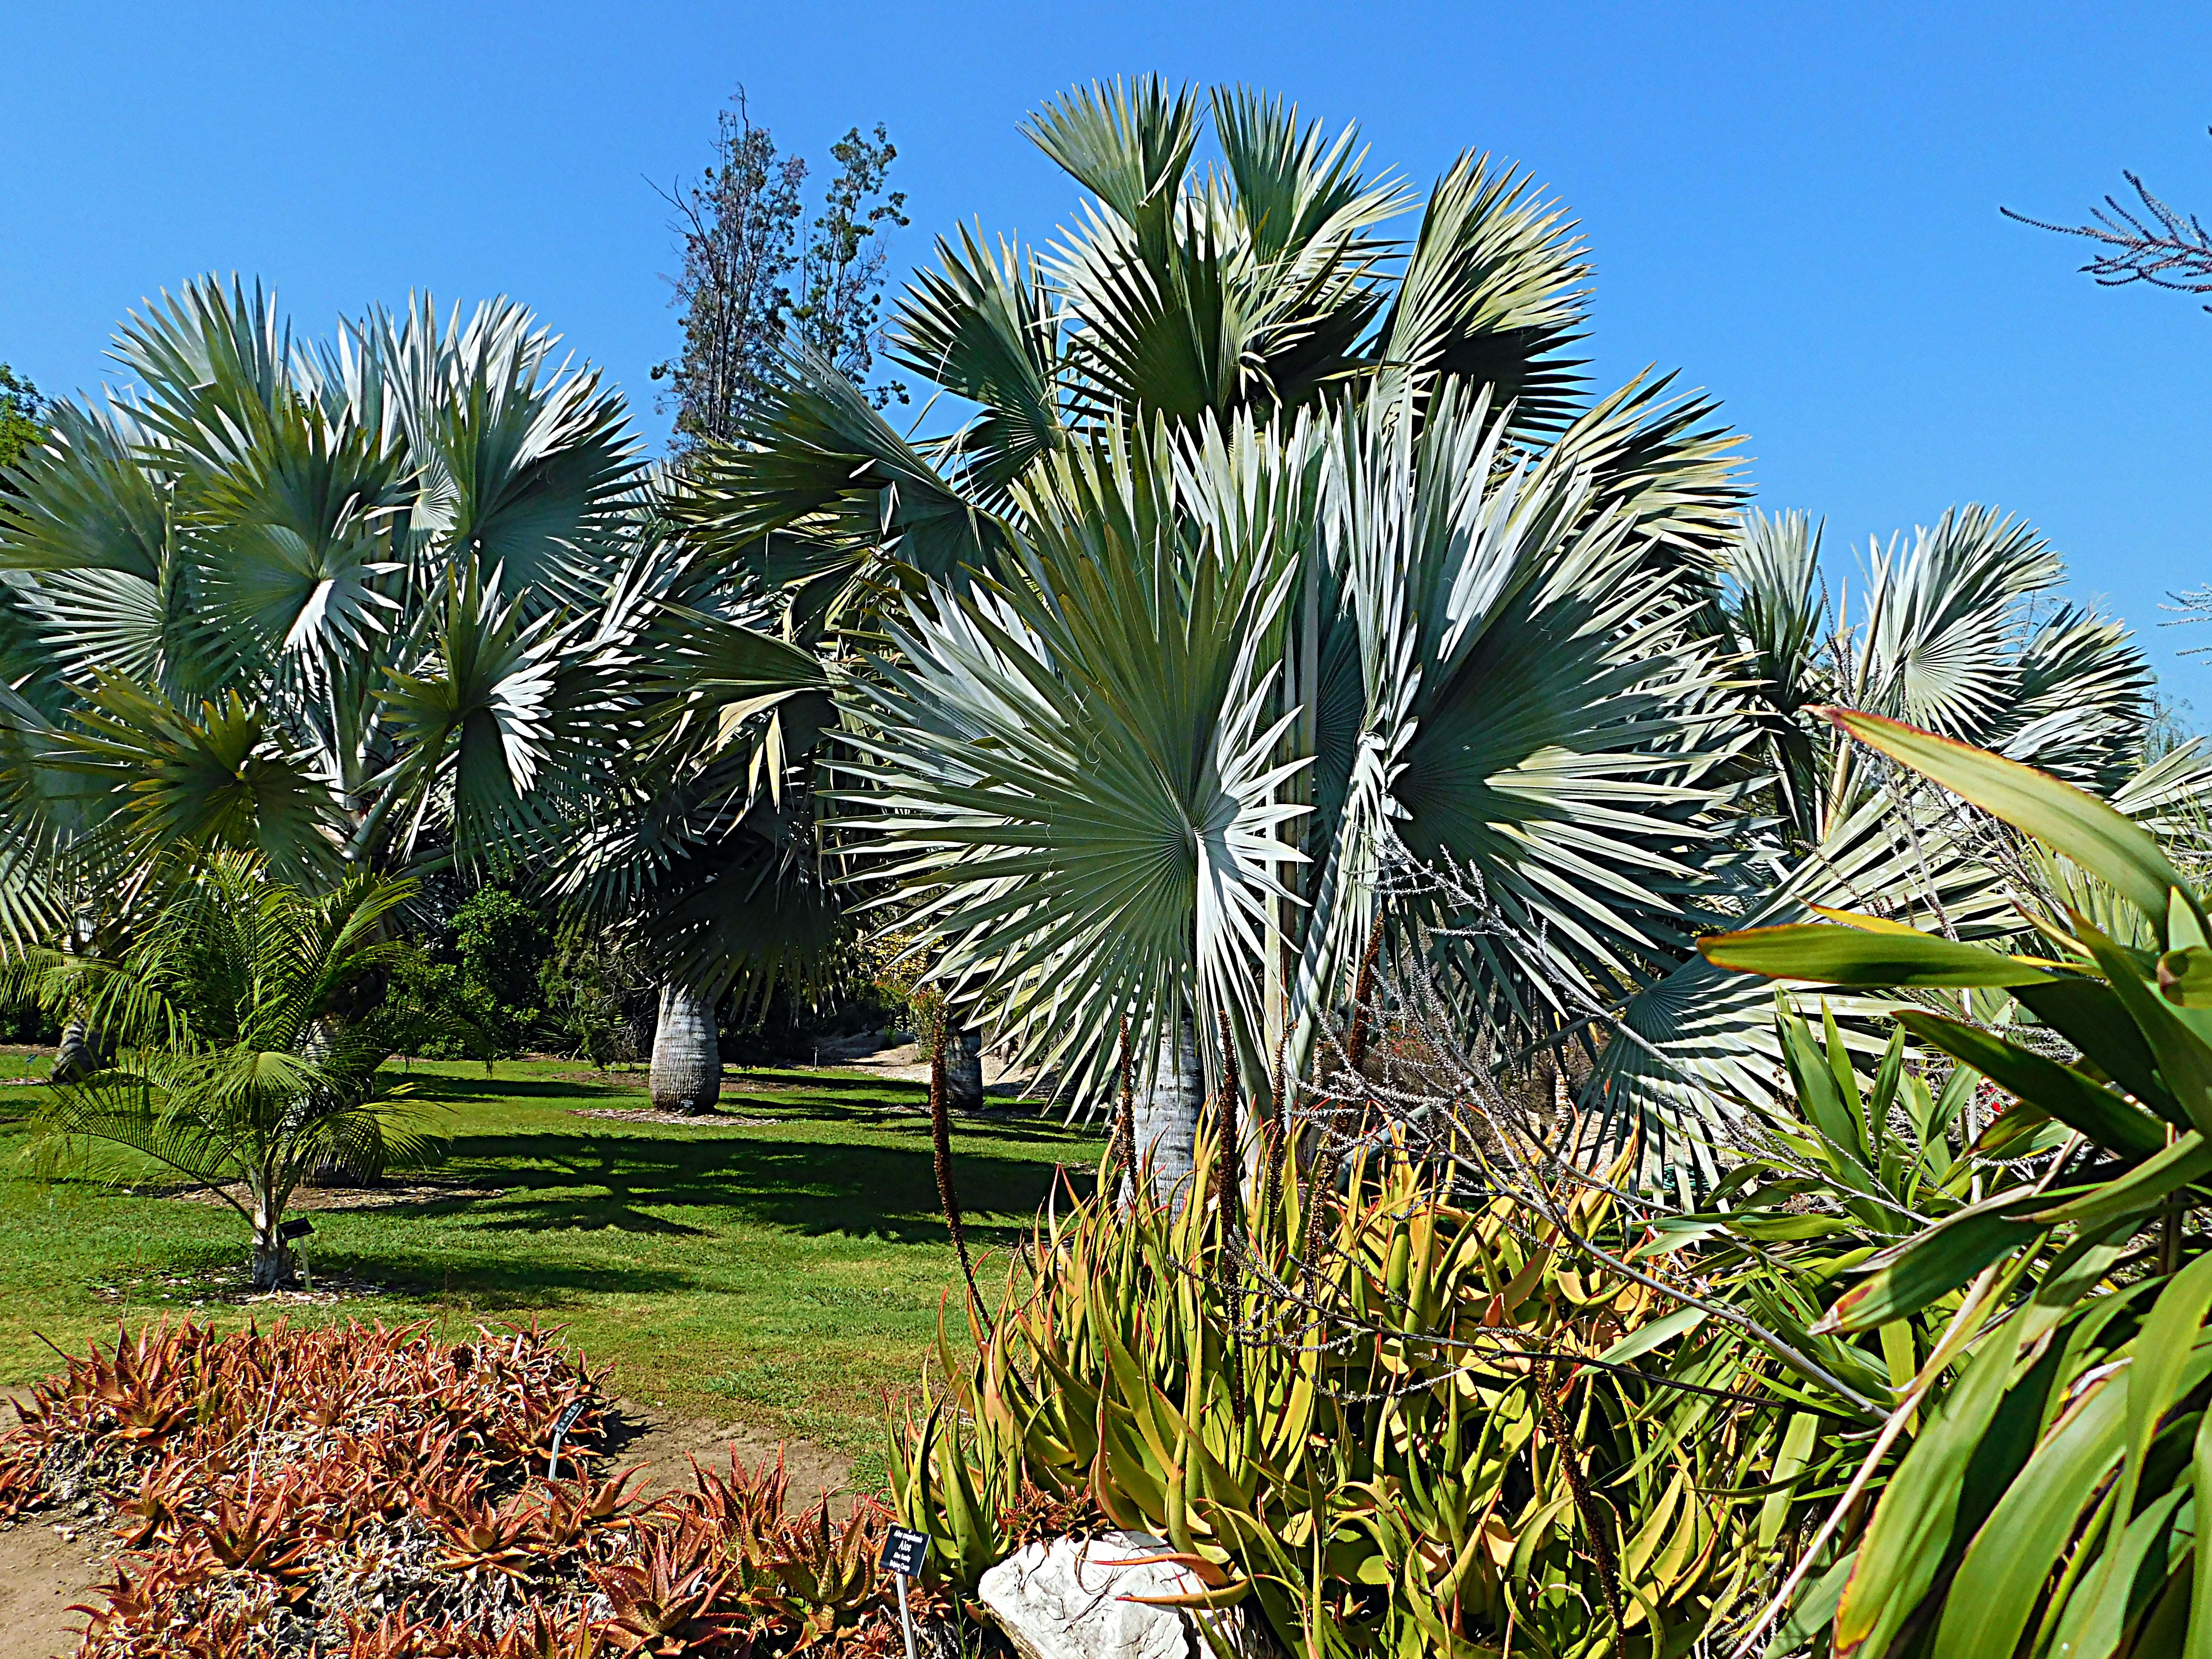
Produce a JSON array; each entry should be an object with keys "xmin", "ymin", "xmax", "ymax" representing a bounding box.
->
[
  {"xmin": 879, "ymin": 1526, "xmax": 929, "ymax": 1579},
  {"xmin": 552, "ymin": 1400, "xmax": 589, "ymax": 1439}
]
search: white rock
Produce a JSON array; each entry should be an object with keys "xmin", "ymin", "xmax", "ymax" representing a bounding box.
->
[{"xmin": 978, "ymin": 1529, "xmax": 1260, "ymax": 1659}]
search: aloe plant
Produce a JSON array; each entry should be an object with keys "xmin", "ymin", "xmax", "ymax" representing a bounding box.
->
[{"xmin": 890, "ymin": 1127, "xmax": 1836, "ymax": 1659}]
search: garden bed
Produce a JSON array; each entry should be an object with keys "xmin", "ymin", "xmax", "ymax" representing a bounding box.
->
[{"xmin": 0, "ymin": 1321, "xmax": 930, "ymax": 1657}]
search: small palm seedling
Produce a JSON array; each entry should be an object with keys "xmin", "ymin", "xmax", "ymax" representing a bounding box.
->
[{"xmin": 11, "ymin": 853, "xmax": 438, "ymax": 1287}]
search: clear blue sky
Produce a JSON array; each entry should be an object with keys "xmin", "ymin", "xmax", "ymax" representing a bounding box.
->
[{"xmin": 7, "ymin": 3, "xmax": 2212, "ymax": 708}]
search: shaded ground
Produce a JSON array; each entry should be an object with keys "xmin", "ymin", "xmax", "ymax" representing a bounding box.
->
[{"xmin": 0, "ymin": 1058, "xmax": 1104, "ymax": 1474}]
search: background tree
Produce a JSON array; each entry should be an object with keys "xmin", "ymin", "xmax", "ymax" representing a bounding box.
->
[
  {"xmin": 654, "ymin": 89, "xmax": 806, "ymax": 450},
  {"xmin": 792, "ymin": 122, "xmax": 908, "ymax": 402},
  {"xmin": 0, "ymin": 365, "xmax": 44, "ymax": 483},
  {"xmin": 2006, "ymin": 127, "xmax": 2212, "ymax": 306},
  {"xmin": 630, "ymin": 90, "xmax": 909, "ymax": 1112},
  {"xmin": 654, "ymin": 88, "xmax": 908, "ymax": 452}
]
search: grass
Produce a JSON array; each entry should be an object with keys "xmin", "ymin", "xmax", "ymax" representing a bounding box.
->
[{"xmin": 0, "ymin": 1052, "xmax": 1103, "ymax": 1482}]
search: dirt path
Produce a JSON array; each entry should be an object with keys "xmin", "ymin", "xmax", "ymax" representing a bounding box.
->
[
  {"xmin": 0, "ymin": 1521, "xmax": 100, "ymax": 1659},
  {"xmin": 0, "ymin": 1389, "xmax": 98, "ymax": 1659},
  {"xmin": 0, "ymin": 1387, "xmax": 851, "ymax": 1656},
  {"xmin": 600, "ymin": 1397, "xmax": 853, "ymax": 1509}
]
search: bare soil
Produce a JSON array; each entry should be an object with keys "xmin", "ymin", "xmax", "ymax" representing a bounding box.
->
[
  {"xmin": 156, "ymin": 1178, "xmax": 505, "ymax": 1212},
  {"xmin": 0, "ymin": 1390, "xmax": 99, "ymax": 1659},
  {"xmin": 599, "ymin": 1397, "xmax": 854, "ymax": 1510},
  {"xmin": 88, "ymin": 1264, "xmax": 397, "ymax": 1310},
  {"xmin": 0, "ymin": 1519, "xmax": 100, "ymax": 1659}
]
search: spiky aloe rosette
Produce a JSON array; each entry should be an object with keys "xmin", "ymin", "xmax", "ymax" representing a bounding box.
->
[{"xmin": 0, "ymin": 1320, "xmax": 938, "ymax": 1657}]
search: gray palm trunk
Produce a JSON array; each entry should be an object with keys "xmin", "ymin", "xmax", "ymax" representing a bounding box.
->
[
  {"xmin": 944, "ymin": 1023, "xmax": 984, "ymax": 1111},
  {"xmin": 1130, "ymin": 1011, "xmax": 1203, "ymax": 1207},
  {"xmin": 649, "ymin": 982, "xmax": 721, "ymax": 1114},
  {"xmin": 248, "ymin": 1185, "xmax": 296, "ymax": 1289},
  {"xmin": 52, "ymin": 1016, "xmax": 96, "ymax": 1084}
]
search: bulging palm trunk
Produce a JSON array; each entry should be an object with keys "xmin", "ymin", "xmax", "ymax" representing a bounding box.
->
[
  {"xmin": 250, "ymin": 1205, "xmax": 294, "ymax": 1290},
  {"xmin": 53, "ymin": 1017, "xmax": 96, "ymax": 1084},
  {"xmin": 1130, "ymin": 1011, "xmax": 1202, "ymax": 1207},
  {"xmin": 650, "ymin": 983, "xmax": 721, "ymax": 1114},
  {"xmin": 944, "ymin": 1022, "xmax": 984, "ymax": 1111}
]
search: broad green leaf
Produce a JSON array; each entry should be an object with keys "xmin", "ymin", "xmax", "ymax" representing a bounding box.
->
[
  {"xmin": 1932, "ymin": 1363, "xmax": 2134, "ymax": 1659},
  {"xmin": 1815, "ymin": 1194, "xmax": 2049, "ymax": 1334},
  {"xmin": 2089, "ymin": 1250, "xmax": 2212, "ymax": 1641},
  {"xmin": 2080, "ymin": 925, "xmax": 2212, "ymax": 1137},
  {"xmin": 2160, "ymin": 945, "xmax": 2212, "ymax": 1008},
  {"xmin": 1824, "ymin": 707, "xmax": 2197, "ymax": 941},
  {"xmin": 1837, "ymin": 1310, "xmax": 2023, "ymax": 1654},
  {"xmin": 2028, "ymin": 1132, "xmax": 2212, "ymax": 1228},
  {"xmin": 1778, "ymin": 999, "xmax": 1864, "ymax": 1167},
  {"xmin": 2044, "ymin": 1486, "xmax": 2190, "ymax": 1659},
  {"xmin": 2014, "ymin": 977, "xmax": 2188, "ymax": 1129},
  {"xmin": 1697, "ymin": 921, "xmax": 2055, "ymax": 987},
  {"xmin": 2191, "ymin": 1409, "xmax": 2212, "ymax": 1659},
  {"xmin": 1756, "ymin": 1411, "xmax": 1820, "ymax": 1551},
  {"xmin": 1891, "ymin": 1010, "xmax": 2168, "ymax": 1159}
]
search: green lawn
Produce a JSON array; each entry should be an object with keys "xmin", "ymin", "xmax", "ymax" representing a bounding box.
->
[{"xmin": 0, "ymin": 1054, "xmax": 1102, "ymax": 1483}]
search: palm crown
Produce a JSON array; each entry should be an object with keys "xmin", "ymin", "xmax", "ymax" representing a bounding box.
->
[
  {"xmin": 672, "ymin": 80, "xmax": 1753, "ymax": 1157},
  {"xmin": 672, "ymin": 77, "xmax": 2197, "ymax": 1190},
  {"xmin": 0, "ymin": 279, "xmax": 663, "ymax": 948}
]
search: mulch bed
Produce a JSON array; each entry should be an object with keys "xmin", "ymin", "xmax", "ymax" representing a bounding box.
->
[
  {"xmin": 151, "ymin": 1180, "xmax": 504, "ymax": 1214},
  {"xmin": 88, "ymin": 1268, "xmax": 394, "ymax": 1311}
]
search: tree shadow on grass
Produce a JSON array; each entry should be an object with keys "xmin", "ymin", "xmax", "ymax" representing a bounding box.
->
[
  {"xmin": 401, "ymin": 1075, "xmax": 640, "ymax": 1105},
  {"xmin": 325, "ymin": 1249, "xmax": 697, "ymax": 1310},
  {"xmin": 699, "ymin": 1101, "xmax": 1103, "ymax": 1154},
  {"xmin": 450, "ymin": 1128, "xmax": 1097, "ymax": 1247}
]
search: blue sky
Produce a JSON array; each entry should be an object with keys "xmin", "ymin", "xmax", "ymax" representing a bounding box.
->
[{"xmin": 7, "ymin": 2, "xmax": 2212, "ymax": 707}]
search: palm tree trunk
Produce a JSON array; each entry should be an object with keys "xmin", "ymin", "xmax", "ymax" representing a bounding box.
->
[
  {"xmin": 250, "ymin": 1202, "xmax": 294, "ymax": 1290},
  {"xmin": 52, "ymin": 1016, "xmax": 95, "ymax": 1084},
  {"xmin": 1131, "ymin": 1010, "xmax": 1202, "ymax": 1207},
  {"xmin": 943, "ymin": 1021, "xmax": 983, "ymax": 1111},
  {"xmin": 649, "ymin": 982, "xmax": 721, "ymax": 1114}
]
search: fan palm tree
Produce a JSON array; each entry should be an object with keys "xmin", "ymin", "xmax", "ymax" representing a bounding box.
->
[
  {"xmin": 0, "ymin": 279, "xmax": 672, "ymax": 1049},
  {"xmin": 675, "ymin": 77, "xmax": 2207, "ymax": 1196},
  {"xmin": 541, "ymin": 548, "xmax": 845, "ymax": 1110},
  {"xmin": 676, "ymin": 79, "xmax": 1747, "ymax": 1190},
  {"xmin": 1591, "ymin": 504, "xmax": 2211, "ymax": 1187},
  {"xmin": 14, "ymin": 853, "xmax": 432, "ymax": 1287}
]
